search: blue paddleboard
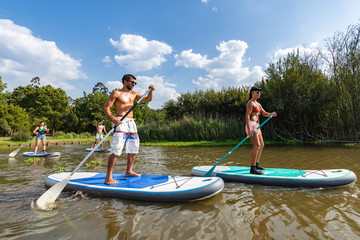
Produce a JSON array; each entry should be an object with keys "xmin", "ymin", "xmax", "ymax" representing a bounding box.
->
[
  {"xmin": 45, "ymin": 172, "xmax": 224, "ymax": 202},
  {"xmin": 192, "ymin": 166, "xmax": 357, "ymax": 188},
  {"xmin": 22, "ymin": 152, "xmax": 61, "ymax": 157},
  {"xmin": 86, "ymin": 148, "xmax": 111, "ymax": 152}
]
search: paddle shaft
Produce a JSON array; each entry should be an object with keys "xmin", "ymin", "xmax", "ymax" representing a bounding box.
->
[
  {"xmin": 35, "ymin": 88, "xmax": 151, "ymax": 208},
  {"xmin": 203, "ymin": 116, "xmax": 273, "ymax": 177},
  {"xmin": 9, "ymin": 136, "xmax": 35, "ymax": 157}
]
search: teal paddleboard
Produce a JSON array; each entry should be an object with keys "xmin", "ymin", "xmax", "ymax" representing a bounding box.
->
[{"xmin": 192, "ymin": 166, "xmax": 357, "ymax": 188}]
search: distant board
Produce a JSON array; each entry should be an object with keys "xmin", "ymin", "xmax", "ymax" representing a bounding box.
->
[
  {"xmin": 86, "ymin": 148, "xmax": 111, "ymax": 152},
  {"xmin": 22, "ymin": 152, "xmax": 61, "ymax": 157}
]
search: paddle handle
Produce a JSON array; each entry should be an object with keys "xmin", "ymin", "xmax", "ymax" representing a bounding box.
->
[{"xmin": 203, "ymin": 116, "xmax": 273, "ymax": 177}]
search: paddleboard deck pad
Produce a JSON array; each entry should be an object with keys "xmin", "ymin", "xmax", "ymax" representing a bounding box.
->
[
  {"xmin": 45, "ymin": 172, "xmax": 224, "ymax": 202},
  {"xmin": 22, "ymin": 152, "xmax": 61, "ymax": 157},
  {"xmin": 86, "ymin": 148, "xmax": 111, "ymax": 152},
  {"xmin": 192, "ymin": 166, "xmax": 357, "ymax": 188}
]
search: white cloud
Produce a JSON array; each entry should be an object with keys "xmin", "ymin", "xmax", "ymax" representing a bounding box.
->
[
  {"xmin": 102, "ymin": 55, "xmax": 112, "ymax": 67},
  {"xmin": 271, "ymin": 42, "xmax": 321, "ymax": 61},
  {"xmin": 106, "ymin": 75, "xmax": 179, "ymax": 109},
  {"xmin": 0, "ymin": 19, "xmax": 86, "ymax": 90},
  {"xmin": 174, "ymin": 40, "xmax": 264, "ymax": 89},
  {"xmin": 110, "ymin": 34, "xmax": 172, "ymax": 72},
  {"xmin": 174, "ymin": 49, "xmax": 210, "ymax": 68},
  {"xmin": 102, "ymin": 55, "xmax": 112, "ymax": 63},
  {"xmin": 201, "ymin": 0, "xmax": 209, "ymax": 3}
]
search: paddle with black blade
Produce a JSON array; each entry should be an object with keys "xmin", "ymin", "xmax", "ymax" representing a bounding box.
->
[
  {"xmin": 9, "ymin": 136, "xmax": 35, "ymax": 158},
  {"xmin": 203, "ymin": 116, "xmax": 273, "ymax": 177},
  {"xmin": 34, "ymin": 88, "xmax": 151, "ymax": 210}
]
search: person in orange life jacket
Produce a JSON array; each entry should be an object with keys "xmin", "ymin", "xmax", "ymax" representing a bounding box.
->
[
  {"xmin": 33, "ymin": 121, "xmax": 49, "ymax": 155},
  {"xmin": 245, "ymin": 86, "xmax": 277, "ymax": 175}
]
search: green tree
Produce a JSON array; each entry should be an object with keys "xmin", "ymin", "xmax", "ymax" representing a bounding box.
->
[
  {"xmin": 92, "ymin": 82, "xmax": 108, "ymax": 94},
  {"xmin": 0, "ymin": 76, "xmax": 6, "ymax": 93},
  {"xmin": 0, "ymin": 118, "xmax": 11, "ymax": 136},
  {"xmin": 60, "ymin": 105, "xmax": 79, "ymax": 133},
  {"xmin": 323, "ymin": 21, "xmax": 360, "ymax": 140},
  {"xmin": 0, "ymin": 103, "xmax": 31, "ymax": 133},
  {"xmin": 73, "ymin": 91, "xmax": 110, "ymax": 133},
  {"xmin": 262, "ymin": 50, "xmax": 332, "ymax": 141},
  {"xmin": 0, "ymin": 77, "xmax": 31, "ymax": 134},
  {"xmin": 163, "ymin": 87, "xmax": 248, "ymax": 120},
  {"xmin": 10, "ymin": 84, "xmax": 69, "ymax": 131},
  {"xmin": 31, "ymin": 77, "xmax": 40, "ymax": 89}
]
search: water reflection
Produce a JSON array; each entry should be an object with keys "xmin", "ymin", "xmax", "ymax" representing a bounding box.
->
[{"xmin": 250, "ymin": 188, "xmax": 273, "ymax": 240}]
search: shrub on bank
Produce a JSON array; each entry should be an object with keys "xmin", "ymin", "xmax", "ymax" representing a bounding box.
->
[
  {"xmin": 11, "ymin": 131, "xmax": 31, "ymax": 141},
  {"xmin": 78, "ymin": 132, "xmax": 91, "ymax": 138},
  {"xmin": 53, "ymin": 131, "xmax": 92, "ymax": 139},
  {"xmin": 53, "ymin": 131, "xmax": 65, "ymax": 137},
  {"xmin": 0, "ymin": 118, "xmax": 12, "ymax": 137}
]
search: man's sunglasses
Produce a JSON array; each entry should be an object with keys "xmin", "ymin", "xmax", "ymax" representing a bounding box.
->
[{"xmin": 127, "ymin": 80, "xmax": 137, "ymax": 85}]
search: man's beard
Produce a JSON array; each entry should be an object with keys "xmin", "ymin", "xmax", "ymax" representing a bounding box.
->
[{"xmin": 126, "ymin": 85, "xmax": 133, "ymax": 90}]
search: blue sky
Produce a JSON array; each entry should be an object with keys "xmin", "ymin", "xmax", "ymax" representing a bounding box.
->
[{"xmin": 0, "ymin": 0, "xmax": 359, "ymax": 108}]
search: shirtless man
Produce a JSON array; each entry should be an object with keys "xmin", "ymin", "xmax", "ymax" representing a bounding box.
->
[
  {"xmin": 103, "ymin": 74, "xmax": 155, "ymax": 185},
  {"xmin": 93, "ymin": 120, "xmax": 107, "ymax": 149}
]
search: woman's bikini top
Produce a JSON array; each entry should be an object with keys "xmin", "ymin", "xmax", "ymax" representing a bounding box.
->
[{"xmin": 253, "ymin": 103, "xmax": 260, "ymax": 113}]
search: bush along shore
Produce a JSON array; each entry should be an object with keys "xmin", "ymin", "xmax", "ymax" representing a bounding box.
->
[
  {"xmin": 0, "ymin": 132, "xmax": 111, "ymax": 148},
  {"xmin": 2, "ymin": 119, "xmax": 359, "ymax": 149}
]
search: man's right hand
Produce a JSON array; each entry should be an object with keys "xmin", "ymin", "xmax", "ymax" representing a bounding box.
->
[{"xmin": 113, "ymin": 118, "xmax": 123, "ymax": 127}]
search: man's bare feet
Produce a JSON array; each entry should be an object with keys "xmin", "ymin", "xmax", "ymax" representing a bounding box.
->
[
  {"xmin": 125, "ymin": 171, "xmax": 141, "ymax": 177},
  {"xmin": 104, "ymin": 178, "xmax": 118, "ymax": 185}
]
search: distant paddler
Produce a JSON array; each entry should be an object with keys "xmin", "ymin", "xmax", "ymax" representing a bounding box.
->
[
  {"xmin": 32, "ymin": 121, "xmax": 49, "ymax": 155},
  {"xmin": 93, "ymin": 120, "xmax": 107, "ymax": 150}
]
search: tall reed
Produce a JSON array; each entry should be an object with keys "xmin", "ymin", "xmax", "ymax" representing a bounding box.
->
[{"xmin": 137, "ymin": 115, "xmax": 247, "ymax": 142}]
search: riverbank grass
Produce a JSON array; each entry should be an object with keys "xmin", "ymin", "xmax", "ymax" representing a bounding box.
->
[{"xmin": 1, "ymin": 137, "xmax": 357, "ymax": 148}]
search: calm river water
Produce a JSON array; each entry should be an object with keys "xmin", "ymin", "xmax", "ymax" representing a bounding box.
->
[{"xmin": 0, "ymin": 143, "xmax": 359, "ymax": 240}]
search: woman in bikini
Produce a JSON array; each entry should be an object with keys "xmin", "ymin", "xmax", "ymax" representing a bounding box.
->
[{"xmin": 245, "ymin": 86, "xmax": 277, "ymax": 175}]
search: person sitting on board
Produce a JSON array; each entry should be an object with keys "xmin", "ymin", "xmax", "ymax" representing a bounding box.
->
[
  {"xmin": 33, "ymin": 121, "xmax": 49, "ymax": 155},
  {"xmin": 103, "ymin": 74, "xmax": 155, "ymax": 185},
  {"xmin": 245, "ymin": 86, "xmax": 277, "ymax": 175},
  {"xmin": 93, "ymin": 120, "xmax": 107, "ymax": 150}
]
